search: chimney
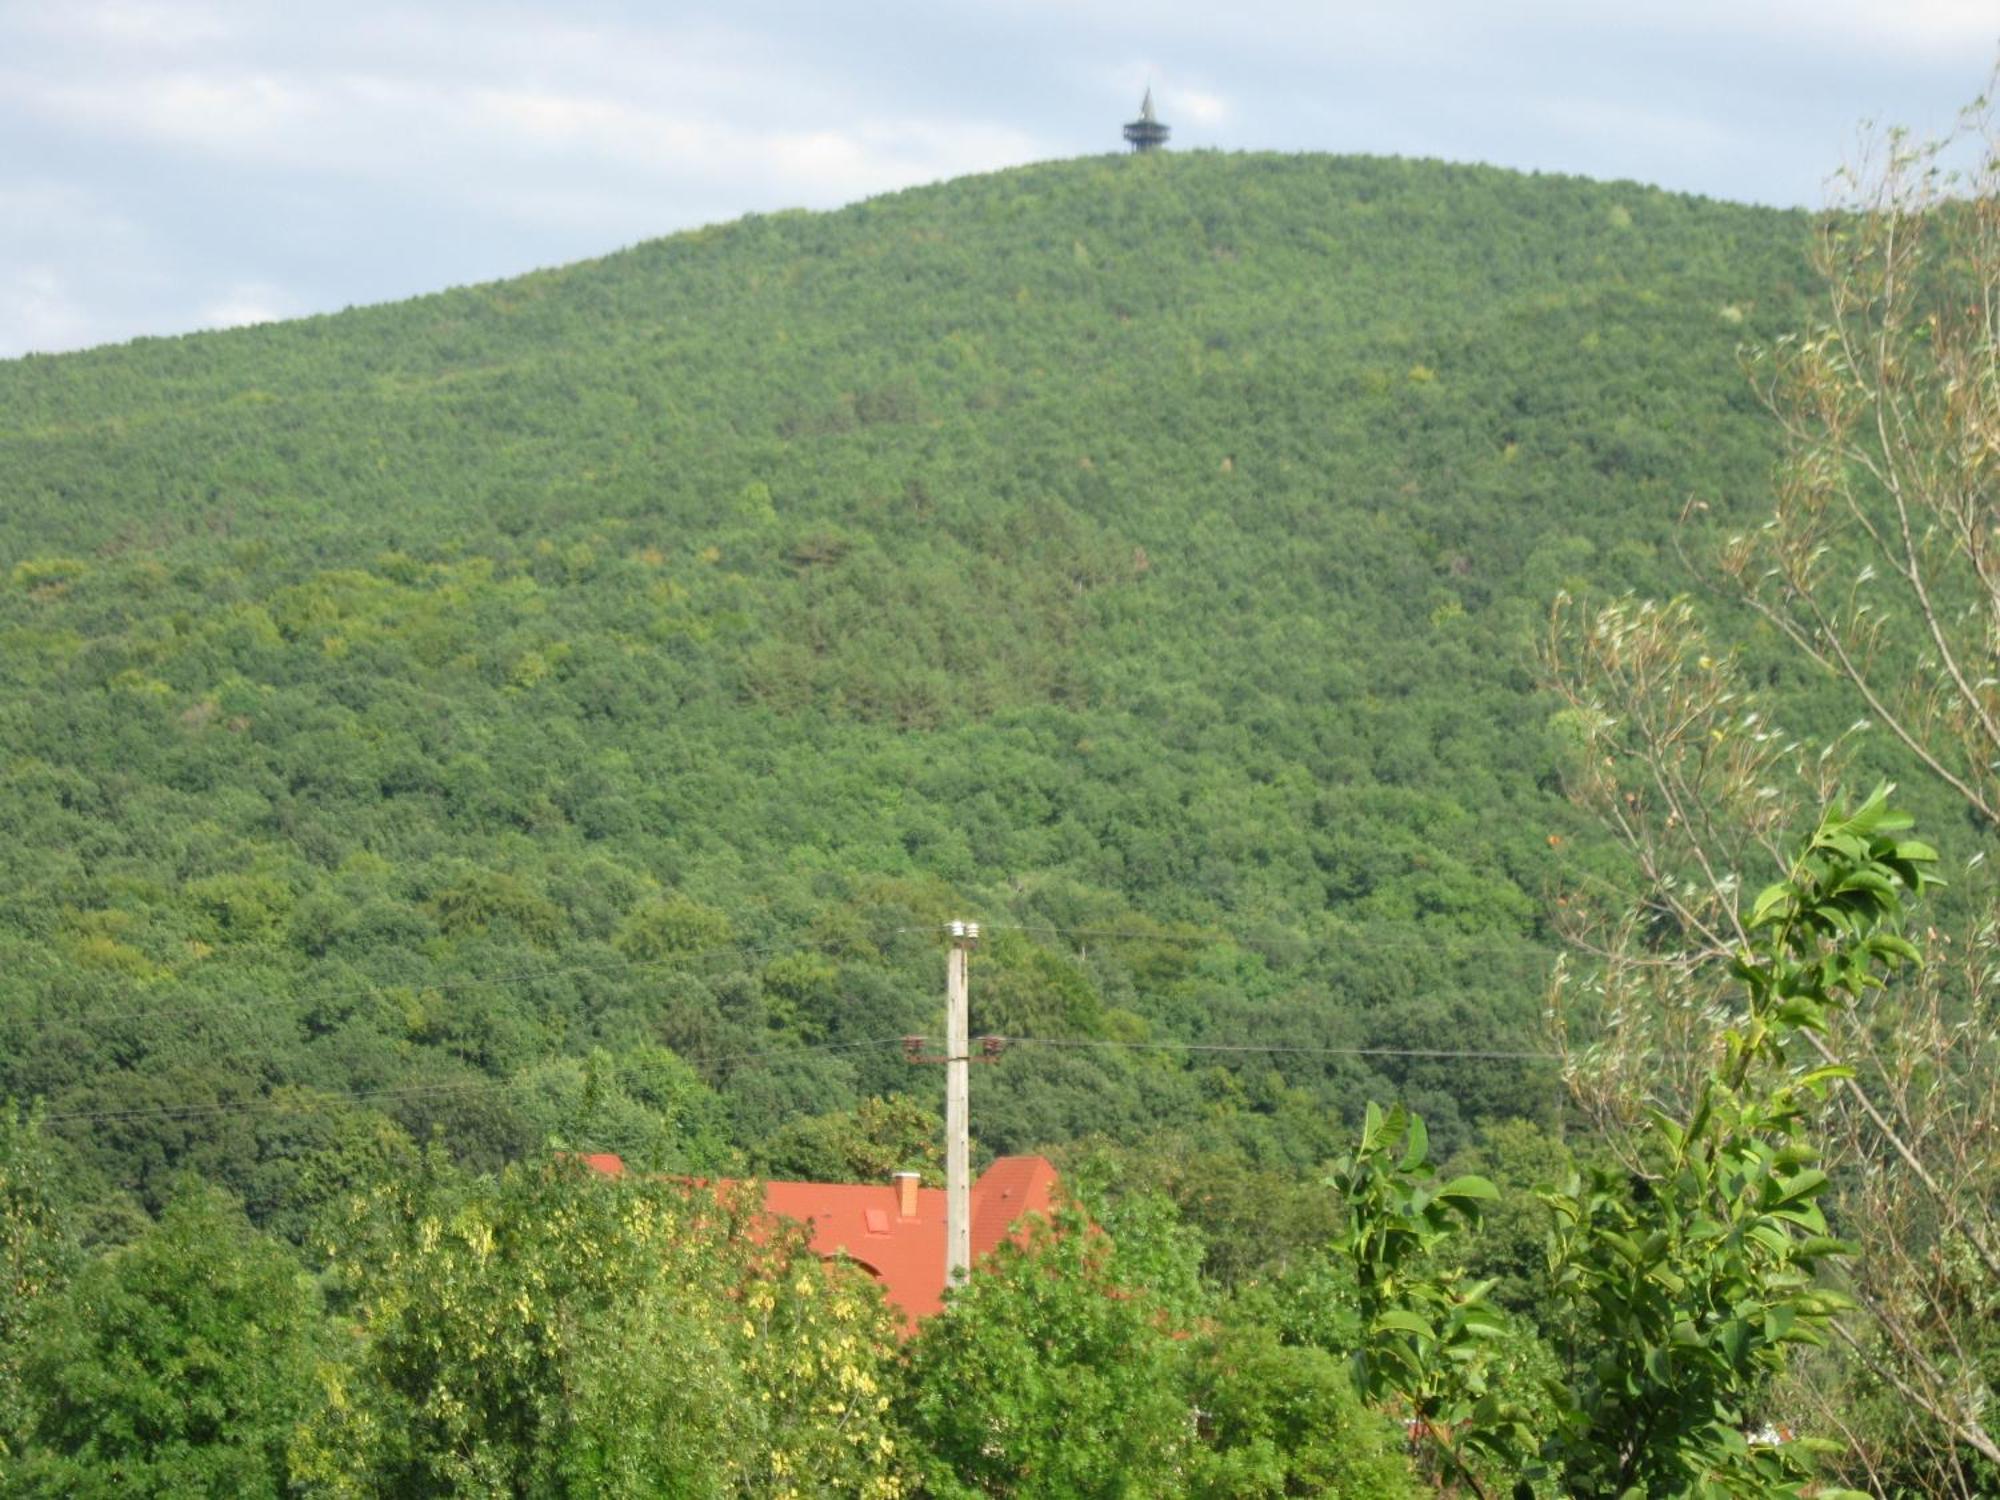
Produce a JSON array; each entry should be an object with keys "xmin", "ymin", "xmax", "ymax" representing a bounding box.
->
[{"xmin": 892, "ymin": 1171, "xmax": 920, "ymax": 1218}]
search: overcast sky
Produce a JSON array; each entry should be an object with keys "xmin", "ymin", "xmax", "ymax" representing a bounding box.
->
[{"xmin": 2, "ymin": 0, "xmax": 1993, "ymax": 358}]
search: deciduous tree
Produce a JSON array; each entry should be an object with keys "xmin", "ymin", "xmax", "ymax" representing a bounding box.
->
[{"xmin": 10, "ymin": 1184, "xmax": 318, "ymax": 1498}]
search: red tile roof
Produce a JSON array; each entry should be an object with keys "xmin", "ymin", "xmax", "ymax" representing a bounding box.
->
[
  {"xmin": 573, "ymin": 1154, "xmax": 1059, "ymax": 1328},
  {"xmin": 969, "ymin": 1155, "xmax": 1060, "ymax": 1257}
]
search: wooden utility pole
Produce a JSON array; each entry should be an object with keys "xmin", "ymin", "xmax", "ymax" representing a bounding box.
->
[{"xmin": 944, "ymin": 920, "xmax": 978, "ymax": 1284}]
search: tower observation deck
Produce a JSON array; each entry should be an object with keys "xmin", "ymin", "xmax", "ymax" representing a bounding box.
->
[{"xmin": 1122, "ymin": 89, "xmax": 1170, "ymax": 152}]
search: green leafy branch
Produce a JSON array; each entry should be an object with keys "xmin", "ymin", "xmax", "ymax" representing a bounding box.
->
[
  {"xmin": 1548, "ymin": 789, "xmax": 1933, "ymax": 1498},
  {"xmin": 1337, "ymin": 792, "xmax": 1934, "ymax": 1498},
  {"xmin": 1330, "ymin": 1102, "xmax": 1529, "ymax": 1497}
]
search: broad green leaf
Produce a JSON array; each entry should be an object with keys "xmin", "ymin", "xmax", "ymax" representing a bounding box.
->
[
  {"xmin": 1437, "ymin": 1174, "xmax": 1499, "ymax": 1204},
  {"xmin": 1747, "ymin": 881, "xmax": 1792, "ymax": 927},
  {"xmin": 1772, "ymin": 1169, "xmax": 1827, "ymax": 1204},
  {"xmin": 1399, "ymin": 1112, "xmax": 1429, "ymax": 1173},
  {"xmin": 1374, "ymin": 1308, "xmax": 1435, "ymax": 1339}
]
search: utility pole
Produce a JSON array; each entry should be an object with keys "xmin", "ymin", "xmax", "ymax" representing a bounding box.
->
[
  {"xmin": 900, "ymin": 924, "xmax": 1002, "ymax": 1294},
  {"xmin": 944, "ymin": 919, "xmax": 977, "ymax": 1285}
]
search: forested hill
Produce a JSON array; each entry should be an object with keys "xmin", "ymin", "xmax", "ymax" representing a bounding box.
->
[{"xmin": 0, "ymin": 152, "xmax": 1813, "ymax": 1223}]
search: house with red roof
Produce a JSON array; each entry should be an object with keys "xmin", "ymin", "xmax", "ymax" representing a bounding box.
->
[{"xmin": 574, "ymin": 1153, "xmax": 1060, "ymax": 1329}]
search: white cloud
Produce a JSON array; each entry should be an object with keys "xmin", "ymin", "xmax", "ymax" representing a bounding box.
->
[
  {"xmin": 6, "ymin": 66, "xmax": 320, "ymax": 159},
  {"xmin": 1676, "ymin": 0, "xmax": 1996, "ymax": 64},
  {"xmin": 1527, "ymin": 95, "xmax": 1741, "ymax": 162},
  {"xmin": 1170, "ymin": 89, "xmax": 1230, "ymax": 127},
  {"xmin": 3, "ymin": 8, "xmax": 1046, "ymax": 206},
  {"xmin": 6, "ymin": 0, "xmax": 238, "ymax": 48},
  {"xmin": 198, "ymin": 282, "xmax": 289, "ymax": 329},
  {"xmin": 1032, "ymin": 0, "xmax": 1996, "ymax": 75},
  {"xmin": 0, "ymin": 182, "xmax": 159, "ymax": 352},
  {"xmin": 445, "ymin": 82, "xmax": 1041, "ymax": 219},
  {"xmin": 0, "ymin": 268, "xmax": 97, "ymax": 355}
]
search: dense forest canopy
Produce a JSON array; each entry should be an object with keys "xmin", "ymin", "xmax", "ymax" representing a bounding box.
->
[{"xmin": 0, "ymin": 150, "xmax": 1837, "ymax": 1216}]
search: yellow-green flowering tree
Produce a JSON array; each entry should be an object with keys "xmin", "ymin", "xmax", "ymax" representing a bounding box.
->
[{"xmin": 293, "ymin": 1155, "xmax": 905, "ymax": 1498}]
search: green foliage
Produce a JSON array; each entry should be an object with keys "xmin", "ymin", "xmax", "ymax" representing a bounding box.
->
[
  {"xmin": 1056, "ymin": 1132, "xmax": 1344, "ymax": 1289},
  {"xmin": 899, "ymin": 1194, "xmax": 1433, "ymax": 1498},
  {"xmin": 1337, "ymin": 794, "xmax": 1934, "ymax": 1498},
  {"xmin": 615, "ymin": 895, "xmax": 735, "ymax": 962},
  {"xmin": 427, "ymin": 866, "xmax": 564, "ymax": 947},
  {"xmin": 8, "ymin": 1183, "xmax": 318, "ymax": 1498},
  {"xmin": 1330, "ymin": 1102, "xmax": 1530, "ymax": 1489},
  {"xmin": 0, "ymin": 1106, "xmax": 74, "ymax": 1463},
  {"xmin": 1732, "ymin": 788, "xmax": 1937, "ymax": 1058},
  {"xmin": 233, "ymin": 1093, "xmax": 422, "ymax": 1253},
  {"xmin": 0, "ymin": 153, "xmax": 1813, "ymax": 1207},
  {"xmin": 1186, "ymin": 1324, "xmax": 1424, "ymax": 1499},
  {"xmin": 1445, "ymin": 1118, "xmax": 1577, "ymax": 1323},
  {"xmin": 1539, "ymin": 790, "xmax": 1933, "ymax": 1498},
  {"xmin": 754, "ymin": 1093, "xmax": 943, "ymax": 1185},
  {"xmin": 897, "ymin": 1207, "xmax": 1198, "ymax": 1498}
]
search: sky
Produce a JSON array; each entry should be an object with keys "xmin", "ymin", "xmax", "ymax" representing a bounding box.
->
[{"xmin": 2, "ymin": 0, "xmax": 1993, "ymax": 358}]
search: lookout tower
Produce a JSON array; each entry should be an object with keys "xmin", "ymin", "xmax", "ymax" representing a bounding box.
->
[{"xmin": 1122, "ymin": 88, "xmax": 1170, "ymax": 153}]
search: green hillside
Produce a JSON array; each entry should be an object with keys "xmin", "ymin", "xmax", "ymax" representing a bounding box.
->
[{"xmin": 0, "ymin": 151, "xmax": 1816, "ymax": 1219}]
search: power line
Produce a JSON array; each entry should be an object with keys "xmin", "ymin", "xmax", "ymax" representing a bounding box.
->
[
  {"xmin": 17, "ymin": 919, "xmax": 1568, "ymax": 1131},
  {"xmin": 977, "ymin": 921, "xmax": 1554, "ymax": 956},
  {"xmin": 967, "ymin": 1035, "xmax": 1563, "ymax": 1063}
]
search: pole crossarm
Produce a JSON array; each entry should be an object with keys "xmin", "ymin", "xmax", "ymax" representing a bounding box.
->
[{"xmin": 900, "ymin": 1035, "xmax": 1006, "ymax": 1065}]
